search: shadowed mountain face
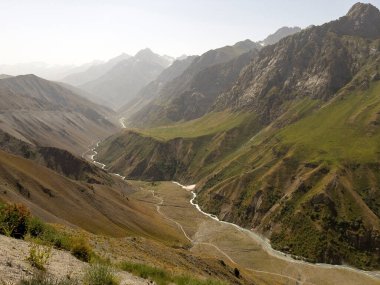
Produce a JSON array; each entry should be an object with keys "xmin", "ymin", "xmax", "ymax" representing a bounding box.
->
[
  {"xmin": 0, "ymin": 74, "xmax": 117, "ymax": 155},
  {"xmin": 79, "ymin": 49, "xmax": 173, "ymax": 110},
  {"xmin": 0, "ymin": 129, "xmax": 111, "ymax": 184},
  {"xmin": 96, "ymin": 3, "xmax": 380, "ymax": 269},
  {"xmin": 118, "ymin": 55, "xmax": 197, "ymax": 120}
]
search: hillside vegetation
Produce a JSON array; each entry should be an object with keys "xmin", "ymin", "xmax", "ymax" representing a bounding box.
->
[{"xmin": 97, "ymin": 3, "xmax": 380, "ymax": 269}]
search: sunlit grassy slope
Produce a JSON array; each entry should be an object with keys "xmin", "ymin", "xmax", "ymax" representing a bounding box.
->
[
  {"xmin": 279, "ymin": 82, "xmax": 380, "ymax": 163},
  {"xmin": 135, "ymin": 112, "xmax": 251, "ymax": 141}
]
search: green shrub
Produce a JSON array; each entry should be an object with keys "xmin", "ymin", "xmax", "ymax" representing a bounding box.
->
[
  {"xmin": 27, "ymin": 217, "xmax": 47, "ymax": 237},
  {"xmin": 121, "ymin": 262, "xmax": 169, "ymax": 283},
  {"xmin": 84, "ymin": 264, "xmax": 119, "ymax": 285},
  {"xmin": 27, "ymin": 244, "xmax": 52, "ymax": 271},
  {"xmin": 71, "ymin": 237, "xmax": 92, "ymax": 262},
  {"xmin": 26, "ymin": 218, "xmax": 71, "ymax": 251},
  {"xmin": 40, "ymin": 226, "xmax": 72, "ymax": 251},
  {"xmin": 0, "ymin": 203, "xmax": 30, "ymax": 238}
]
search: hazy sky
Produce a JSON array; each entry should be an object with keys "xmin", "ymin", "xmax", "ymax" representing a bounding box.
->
[{"xmin": 1, "ymin": 0, "xmax": 380, "ymax": 65}]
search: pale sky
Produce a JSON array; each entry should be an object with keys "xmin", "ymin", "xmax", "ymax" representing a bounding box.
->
[{"xmin": 1, "ymin": 0, "xmax": 379, "ymax": 65}]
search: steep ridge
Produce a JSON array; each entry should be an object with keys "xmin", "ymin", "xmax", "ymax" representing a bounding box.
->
[
  {"xmin": 123, "ymin": 40, "xmax": 261, "ymax": 127},
  {"xmin": 118, "ymin": 55, "xmax": 197, "ymax": 121},
  {"xmin": 80, "ymin": 49, "xmax": 172, "ymax": 109},
  {"xmin": 0, "ymin": 149, "xmax": 185, "ymax": 242},
  {"xmin": 0, "ymin": 74, "xmax": 117, "ymax": 154},
  {"xmin": 124, "ymin": 27, "xmax": 302, "ymax": 127},
  {"xmin": 215, "ymin": 2, "xmax": 380, "ymax": 123},
  {"xmin": 95, "ymin": 112, "xmax": 259, "ymax": 181},
  {"xmin": 95, "ymin": 3, "xmax": 380, "ymax": 269}
]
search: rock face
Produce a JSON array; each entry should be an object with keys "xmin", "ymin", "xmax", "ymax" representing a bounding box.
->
[
  {"xmin": 337, "ymin": 2, "xmax": 380, "ymax": 39},
  {"xmin": 80, "ymin": 49, "xmax": 172, "ymax": 109},
  {"xmin": 215, "ymin": 3, "xmax": 380, "ymax": 124}
]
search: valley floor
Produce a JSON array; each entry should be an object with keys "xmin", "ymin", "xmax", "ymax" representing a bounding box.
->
[{"xmin": 129, "ymin": 181, "xmax": 380, "ymax": 285}]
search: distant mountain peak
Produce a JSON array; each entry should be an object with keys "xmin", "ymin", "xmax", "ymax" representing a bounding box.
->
[
  {"xmin": 233, "ymin": 39, "xmax": 255, "ymax": 48},
  {"xmin": 135, "ymin": 48, "xmax": 155, "ymax": 58}
]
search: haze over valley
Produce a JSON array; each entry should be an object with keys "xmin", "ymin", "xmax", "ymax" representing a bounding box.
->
[{"xmin": 1, "ymin": 1, "xmax": 380, "ymax": 284}]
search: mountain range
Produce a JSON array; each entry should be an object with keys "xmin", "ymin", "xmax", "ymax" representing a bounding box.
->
[
  {"xmin": 75, "ymin": 49, "xmax": 173, "ymax": 109},
  {"xmin": 1, "ymin": 3, "xmax": 380, "ymax": 284},
  {"xmin": 61, "ymin": 53, "xmax": 131, "ymax": 86},
  {"xmin": 93, "ymin": 2, "xmax": 380, "ymax": 269},
  {"xmin": 0, "ymin": 61, "xmax": 100, "ymax": 81},
  {"xmin": 119, "ymin": 28, "xmax": 301, "ymax": 127}
]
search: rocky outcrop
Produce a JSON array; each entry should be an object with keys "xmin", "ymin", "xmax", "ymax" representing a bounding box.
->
[{"xmin": 215, "ymin": 3, "xmax": 380, "ymax": 124}]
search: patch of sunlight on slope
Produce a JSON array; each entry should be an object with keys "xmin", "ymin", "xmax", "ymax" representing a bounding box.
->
[
  {"xmin": 278, "ymin": 82, "xmax": 380, "ymax": 164},
  {"xmin": 135, "ymin": 111, "xmax": 251, "ymax": 141}
]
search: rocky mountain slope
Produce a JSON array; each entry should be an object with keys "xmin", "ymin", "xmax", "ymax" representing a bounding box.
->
[
  {"xmin": 118, "ymin": 55, "xmax": 197, "ymax": 121},
  {"xmin": 214, "ymin": 2, "xmax": 380, "ymax": 122},
  {"xmin": 95, "ymin": 3, "xmax": 380, "ymax": 269},
  {"xmin": 0, "ymin": 129, "xmax": 111, "ymax": 184},
  {"xmin": 122, "ymin": 27, "xmax": 301, "ymax": 128},
  {"xmin": 0, "ymin": 74, "xmax": 117, "ymax": 155},
  {"xmin": 80, "ymin": 49, "xmax": 172, "ymax": 109},
  {"xmin": 122, "ymin": 40, "xmax": 261, "ymax": 127}
]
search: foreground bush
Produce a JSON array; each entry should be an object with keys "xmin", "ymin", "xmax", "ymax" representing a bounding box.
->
[
  {"xmin": 84, "ymin": 264, "xmax": 119, "ymax": 285},
  {"xmin": 0, "ymin": 203, "xmax": 30, "ymax": 238},
  {"xmin": 27, "ymin": 217, "xmax": 72, "ymax": 251},
  {"xmin": 71, "ymin": 237, "xmax": 93, "ymax": 262},
  {"xmin": 0, "ymin": 202, "xmax": 94, "ymax": 263},
  {"xmin": 27, "ymin": 244, "xmax": 52, "ymax": 271}
]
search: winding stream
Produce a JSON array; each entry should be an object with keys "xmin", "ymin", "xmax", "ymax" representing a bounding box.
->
[
  {"xmin": 85, "ymin": 141, "xmax": 380, "ymax": 281},
  {"xmin": 172, "ymin": 181, "xmax": 380, "ymax": 281}
]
